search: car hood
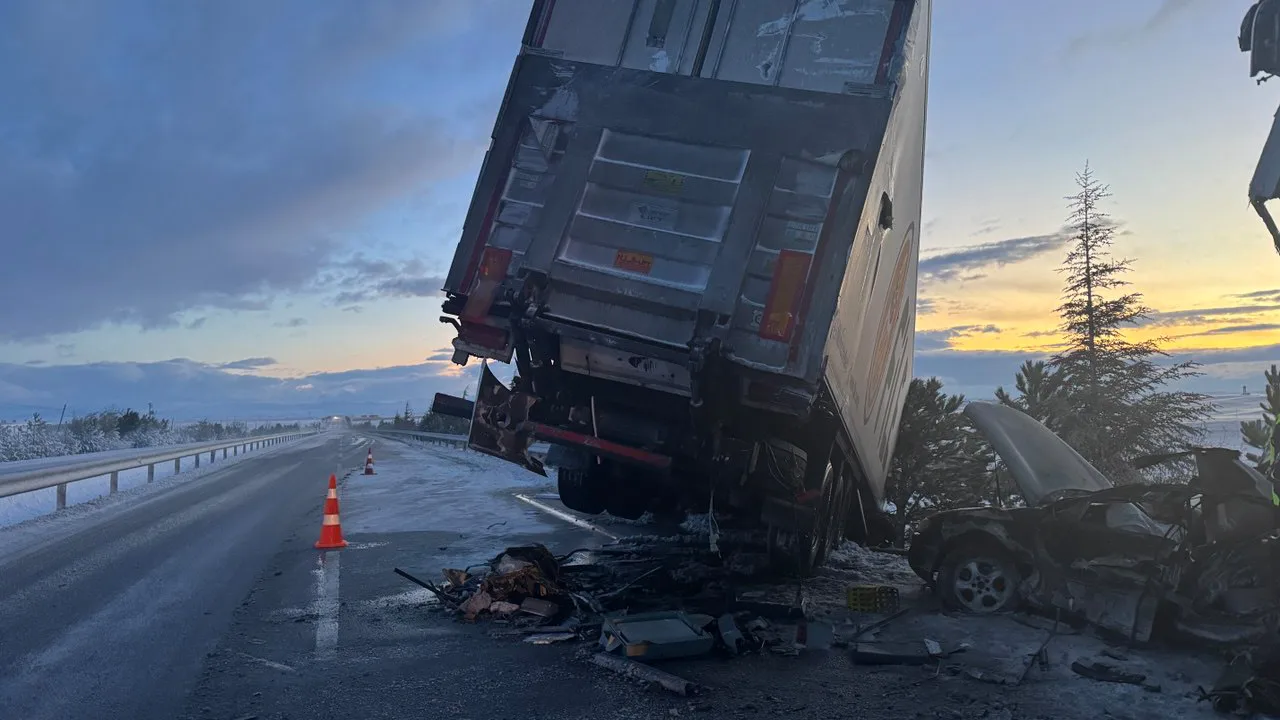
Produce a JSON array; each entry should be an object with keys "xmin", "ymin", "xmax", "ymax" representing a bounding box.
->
[{"xmin": 964, "ymin": 402, "xmax": 1113, "ymax": 506}]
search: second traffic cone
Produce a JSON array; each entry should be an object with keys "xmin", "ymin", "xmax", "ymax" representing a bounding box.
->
[
  {"xmin": 364, "ymin": 447, "xmax": 375, "ymax": 475},
  {"xmin": 315, "ymin": 474, "xmax": 348, "ymax": 550}
]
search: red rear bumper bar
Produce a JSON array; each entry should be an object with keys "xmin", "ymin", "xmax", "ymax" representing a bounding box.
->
[{"xmin": 528, "ymin": 422, "xmax": 672, "ymax": 471}]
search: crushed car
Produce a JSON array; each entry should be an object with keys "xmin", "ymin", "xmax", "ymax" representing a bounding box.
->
[{"xmin": 908, "ymin": 401, "xmax": 1280, "ymax": 644}]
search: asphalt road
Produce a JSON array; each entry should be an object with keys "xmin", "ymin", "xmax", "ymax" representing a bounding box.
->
[
  {"xmin": 0, "ymin": 432, "xmax": 364, "ymax": 720},
  {"xmin": 0, "ymin": 434, "xmax": 1224, "ymax": 720}
]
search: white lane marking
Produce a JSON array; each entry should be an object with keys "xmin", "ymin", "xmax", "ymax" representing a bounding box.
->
[
  {"xmin": 312, "ymin": 551, "xmax": 341, "ymax": 658},
  {"xmin": 513, "ymin": 493, "xmax": 619, "ymax": 540}
]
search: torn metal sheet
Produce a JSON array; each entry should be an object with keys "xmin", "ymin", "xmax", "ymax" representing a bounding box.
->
[{"xmin": 599, "ymin": 611, "xmax": 715, "ymax": 660}]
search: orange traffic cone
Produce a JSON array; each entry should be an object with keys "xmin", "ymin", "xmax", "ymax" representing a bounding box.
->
[
  {"xmin": 364, "ymin": 447, "xmax": 375, "ymax": 475},
  {"xmin": 315, "ymin": 474, "xmax": 348, "ymax": 550}
]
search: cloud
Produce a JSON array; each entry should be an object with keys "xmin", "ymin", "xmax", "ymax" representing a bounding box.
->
[
  {"xmin": 1143, "ymin": 303, "xmax": 1280, "ymax": 327},
  {"xmin": 0, "ymin": 0, "xmax": 519, "ymax": 342},
  {"xmin": 915, "ymin": 324, "xmax": 1001, "ymax": 352},
  {"xmin": 274, "ymin": 317, "xmax": 308, "ymax": 328},
  {"xmin": 917, "ymin": 297, "xmax": 938, "ymax": 316},
  {"xmin": 1182, "ymin": 323, "xmax": 1280, "ymax": 337},
  {"xmin": 1065, "ymin": 0, "xmax": 1206, "ymax": 55},
  {"xmin": 55, "ymin": 343, "xmax": 75, "ymax": 358},
  {"xmin": 0, "ymin": 356, "xmax": 490, "ymax": 420},
  {"xmin": 1233, "ymin": 288, "xmax": 1280, "ymax": 303},
  {"xmin": 185, "ymin": 317, "xmax": 208, "ymax": 330},
  {"xmin": 323, "ymin": 256, "xmax": 446, "ymax": 306},
  {"xmin": 425, "ymin": 351, "xmax": 454, "ymax": 362},
  {"xmin": 219, "ymin": 357, "xmax": 278, "ymax": 370},
  {"xmin": 919, "ymin": 233, "xmax": 1067, "ymax": 284},
  {"xmin": 913, "ymin": 342, "xmax": 1280, "ymax": 401}
]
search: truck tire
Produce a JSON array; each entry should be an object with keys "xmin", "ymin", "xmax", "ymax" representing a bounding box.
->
[
  {"xmin": 769, "ymin": 458, "xmax": 840, "ymax": 577},
  {"xmin": 557, "ymin": 467, "xmax": 606, "ymax": 515}
]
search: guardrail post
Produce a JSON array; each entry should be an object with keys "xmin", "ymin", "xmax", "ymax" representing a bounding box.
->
[
  {"xmin": 57, "ymin": 483, "xmax": 67, "ymax": 509},
  {"xmin": 222, "ymin": 448, "xmax": 228, "ymax": 459},
  {"xmin": 175, "ymin": 458, "xmax": 181, "ymax": 473},
  {"xmin": 234, "ymin": 445, "xmax": 239, "ymax": 456},
  {"xmin": 209, "ymin": 450, "xmax": 216, "ymax": 464},
  {"xmin": 110, "ymin": 470, "xmax": 119, "ymax": 494},
  {"xmin": 147, "ymin": 464, "xmax": 155, "ymax": 483},
  {"xmin": 195, "ymin": 453, "xmax": 200, "ymax": 468}
]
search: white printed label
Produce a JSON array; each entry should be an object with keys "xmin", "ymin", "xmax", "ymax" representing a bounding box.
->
[{"xmin": 628, "ymin": 201, "xmax": 679, "ymax": 231}]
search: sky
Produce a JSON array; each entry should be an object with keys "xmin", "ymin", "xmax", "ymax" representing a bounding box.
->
[{"xmin": 1, "ymin": 0, "xmax": 1278, "ymax": 421}]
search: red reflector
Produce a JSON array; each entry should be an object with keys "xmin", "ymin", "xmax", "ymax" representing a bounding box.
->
[
  {"xmin": 759, "ymin": 249, "xmax": 812, "ymax": 342},
  {"xmin": 462, "ymin": 247, "xmax": 513, "ymax": 321}
]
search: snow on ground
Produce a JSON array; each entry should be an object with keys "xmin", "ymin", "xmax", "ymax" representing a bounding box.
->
[
  {"xmin": 0, "ymin": 432, "xmax": 331, "ymax": 531},
  {"xmin": 339, "ymin": 440, "xmax": 553, "ymax": 537}
]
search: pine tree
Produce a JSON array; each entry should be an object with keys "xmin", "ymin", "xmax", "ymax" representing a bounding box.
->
[
  {"xmin": 1242, "ymin": 364, "xmax": 1280, "ymax": 475},
  {"xmin": 1047, "ymin": 164, "xmax": 1214, "ymax": 483},
  {"xmin": 886, "ymin": 378, "xmax": 993, "ymax": 545},
  {"xmin": 995, "ymin": 360, "xmax": 1068, "ymax": 430}
]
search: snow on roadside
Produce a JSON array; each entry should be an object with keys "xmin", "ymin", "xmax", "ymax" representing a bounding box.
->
[{"xmin": 0, "ymin": 432, "xmax": 329, "ymax": 532}]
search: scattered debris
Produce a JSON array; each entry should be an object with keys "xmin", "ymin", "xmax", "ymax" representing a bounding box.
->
[
  {"xmin": 520, "ymin": 597, "xmax": 560, "ymax": 618},
  {"xmin": 590, "ymin": 652, "xmax": 699, "ymax": 697},
  {"xmin": 600, "ymin": 611, "xmax": 716, "ymax": 660}
]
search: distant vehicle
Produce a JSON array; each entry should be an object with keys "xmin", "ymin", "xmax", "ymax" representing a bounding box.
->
[
  {"xmin": 909, "ymin": 402, "xmax": 1278, "ymax": 645},
  {"xmin": 433, "ymin": 0, "xmax": 932, "ymax": 574}
]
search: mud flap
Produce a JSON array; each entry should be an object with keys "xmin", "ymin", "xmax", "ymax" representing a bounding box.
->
[{"xmin": 468, "ymin": 362, "xmax": 546, "ymax": 476}]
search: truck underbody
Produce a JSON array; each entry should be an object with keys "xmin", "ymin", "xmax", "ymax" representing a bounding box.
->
[{"xmin": 435, "ymin": 294, "xmax": 893, "ymax": 575}]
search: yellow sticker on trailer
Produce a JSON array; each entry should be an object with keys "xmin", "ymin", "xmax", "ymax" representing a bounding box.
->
[{"xmin": 643, "ymin": 170, "xmax": 684, "ymax": 194}]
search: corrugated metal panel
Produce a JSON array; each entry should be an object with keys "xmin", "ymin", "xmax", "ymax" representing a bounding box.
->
[{"xmin": 556, "ymin": 130, "xmax": 749, "ymax": 293}]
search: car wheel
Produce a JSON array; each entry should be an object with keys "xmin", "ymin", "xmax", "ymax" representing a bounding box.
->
[{"xmin": 937, "ymin": 539, "xmax": 1022, "ymax": 613}]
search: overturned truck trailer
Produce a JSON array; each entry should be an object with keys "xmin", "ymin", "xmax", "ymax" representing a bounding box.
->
[{"xmin": 434, "ymin": 0, "xmax": 931, "ymax": 574}]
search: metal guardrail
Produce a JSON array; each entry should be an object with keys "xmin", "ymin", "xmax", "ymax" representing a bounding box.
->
[{"xmin": 0, "ymin": 431, "xmax": 318, "ymax": 508}]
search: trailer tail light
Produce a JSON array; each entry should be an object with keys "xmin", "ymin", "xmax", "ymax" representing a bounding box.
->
[
  {"xmin": 462, "ymin": 247, "xmax": 513, "ymax": 321},
  {"xmin": 759, "ymin": 249, "xmax": 813, "ymax": 342}
]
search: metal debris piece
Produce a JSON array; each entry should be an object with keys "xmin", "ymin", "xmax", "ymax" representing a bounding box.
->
[
  {"xmin": 600, "ymin": 611, "xmax": 715, "ymax": 660},
  {"xmin": 591, "ymin": 652, "xmax": 698, "ymax": 696},
  {"xmin": 851, "ymin": 642, "xmax": 932, "ymax": 665},
  {"xmin": 732, "ymin": 586, "xmax": 806, "ymax": 620},
  {"xmin": 1070, "ymin": 660, "xmax": 1146, "ymax": 686},
  {"xmin": 442, "ymin": 568, "xmax": 469, "ymax": 588},
  {"xmin": 718, "ymin": 614, "xmax": 745, "ymax": 655},
  {"xmin": 520, "ymin": 597, "xmax": 560, "ymax": 618},
  {"xmin": 923, "ymin": 639, "xmax": 942, "ymax": 657},
  {"xmin": 393, "ymin": 567, "xmax": 459, "ymax": 609},
  {"xmin": 851, "ymin": 608, "xmax": 910, "ymax": 641},
  {"xmin": 524, "ymin": 632, "xmax": 577, "ymax": 645}
]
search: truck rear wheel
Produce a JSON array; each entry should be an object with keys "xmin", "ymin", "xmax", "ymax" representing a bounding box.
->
[
  {"xmin": 769, "ymin": 459, "xmax": 841, "ymax": 577},
  {"xmin": 557, "ymin": 467, "xmax": 606, "ymax": 515}
]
